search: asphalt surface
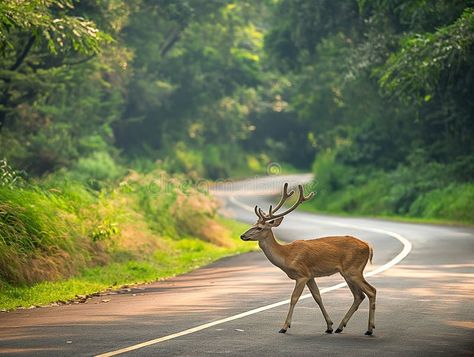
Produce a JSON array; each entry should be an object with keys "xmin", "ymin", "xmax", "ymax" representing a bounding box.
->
[{"xmin": 1, "ymin": 174, "xmax": 473, "ymax": 356}]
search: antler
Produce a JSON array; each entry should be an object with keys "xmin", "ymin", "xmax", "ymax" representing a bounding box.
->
[
  {"xmin": 254, "ymin": 183, "xmax": 314, "ymax": 222},
  {"xmin": 269, "ymin": 182, "xmax": 294, "ymax": 216},
  {"xmin": 255, "ymin": 205, "xmax": 264, "ymax": 221}
]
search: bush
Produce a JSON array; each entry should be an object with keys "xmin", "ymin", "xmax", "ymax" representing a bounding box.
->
[
  {"xmin": 409, "ymin": 183, "xmax": 474, "ymax": 222},
  {"xmin": 128, "ymin": 170, "xmax": 180, "ymax": 238},
  {"xmin": 70, "ymin": 151, "xmax": 125, "ymax": 187},
  {"xmin": 162, "ymin": 142, "xmax": 205, "ymax": 179},
  {"xmin": 160, "ymin": 142, "xmax": 253, "ymax": 179},
  {"xmin": 313, "ymin": 150, "xmax": 355, "ymax": 192},
  {"xmin": 310, "ymin": 151, "xmax": 473, "ymax": 223},
  {"xmin": 0, "ymin": 159, "xmax": 25, "ymax": 188}
]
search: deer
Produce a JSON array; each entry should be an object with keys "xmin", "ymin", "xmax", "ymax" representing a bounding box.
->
[{"xmin": 240, "ymin": 183, "xmax": 376, "ymax": 335}]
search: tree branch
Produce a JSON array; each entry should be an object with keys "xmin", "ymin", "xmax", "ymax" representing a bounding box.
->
[
  {"xmin": 10, "ymin": 36, "xmax": 35, "ymax": 71},
  {"xmin": 63, "ymin": 54, "xmax": 96, "ymax": 66},
  {"xmin": 160, "ymin": 28, "xmax": 181, "ymax": 58}
]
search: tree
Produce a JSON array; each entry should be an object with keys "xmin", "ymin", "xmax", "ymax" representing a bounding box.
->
[{"xmin": 0, "ymin": 0, "xmax": 121, "ymax": 173}]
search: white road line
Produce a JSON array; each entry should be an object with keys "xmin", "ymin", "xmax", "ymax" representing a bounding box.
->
[{"xmin": 96, "ymin": 196, "xmax": 412, "ymax": 357}]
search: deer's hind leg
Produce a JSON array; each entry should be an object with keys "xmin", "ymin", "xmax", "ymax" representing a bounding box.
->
[
  {"xmin": 307, "ymin": 278, "xmax": 334, "ymax": 333},
  {"xmin": 335, "ymin": 276, "xmax": 366, "ymax": 333},
  {"xmin": 357, "ymin": 277, "xmax": 376, "ymax": 335}
]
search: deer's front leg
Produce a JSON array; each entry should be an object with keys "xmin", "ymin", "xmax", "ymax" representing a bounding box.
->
[
  {"xmin": 307, "ymin": 278, "xmax": 334, "ymax": 333},
  {"xmin": 279, "ymin": 278, "xmax": 307, "ymax": 333}
]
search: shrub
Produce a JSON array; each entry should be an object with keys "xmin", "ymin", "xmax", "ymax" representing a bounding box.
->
[
  {"xmin": 71, "ymin": 151, "xmax": 125, "ymax": 186},
  {"xmin": 0, "ymin": 159, "xmax": 25, "ymax": 188},
  {"xmin": 409, "ymin": 183, "xmax": 474, "ymax": 222},
  {"xmin": 163, "ymin": 142, "xmax": 205, "ymax": 179},
  {"xmin": 310, "ymin": 151, "xmax": 473, "ymax": 224}
]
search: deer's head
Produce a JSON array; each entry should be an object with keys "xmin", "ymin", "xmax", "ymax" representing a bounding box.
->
[{"xmin": 240, "ymin": 183, "xmax": 314, "ymax": 241}]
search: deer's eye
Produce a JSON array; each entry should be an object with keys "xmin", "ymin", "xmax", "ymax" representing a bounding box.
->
[{"xmin": 256, "ymin": 227, "xmax": 263, "ymax": 231}]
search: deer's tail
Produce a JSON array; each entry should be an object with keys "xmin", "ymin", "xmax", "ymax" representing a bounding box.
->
[{"xmin": 368, "ymin": 245, "xmax": 374, "ymax": 265}]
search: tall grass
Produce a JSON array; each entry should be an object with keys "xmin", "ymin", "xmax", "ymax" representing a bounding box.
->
[
  {"xmin": 0, "ymin": 217, "xmax": 253, "ymax": 310},
  {"xmin": 0, "ymin": 186, "xmax": 86, "ymax": 284},
  {"xmin": 0, "ymin": 164, "xmax": 254, "ymax": 309}
]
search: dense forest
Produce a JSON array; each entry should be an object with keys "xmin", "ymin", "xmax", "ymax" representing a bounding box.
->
[{"xmin": 0, "ymin": 1, "xmax": 473, "ymax": 306}]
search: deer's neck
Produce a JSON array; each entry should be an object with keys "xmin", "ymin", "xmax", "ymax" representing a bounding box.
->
[{"xmin": 259, "ymin": 231, "xmax": 287, "ymax": 269}]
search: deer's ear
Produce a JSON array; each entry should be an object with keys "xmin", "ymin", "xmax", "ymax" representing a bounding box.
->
[{"xmin": 268, "ymin": 217, "xmax": 284, "ymax": 227}]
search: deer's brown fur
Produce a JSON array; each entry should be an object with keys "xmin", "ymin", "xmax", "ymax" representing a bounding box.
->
[{"xmin": 241, "ymin": 183, "xmax": 377, "ymax": 335}]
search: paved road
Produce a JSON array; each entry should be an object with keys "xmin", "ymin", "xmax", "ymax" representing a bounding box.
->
[{"xmin": 1, "ymin": 174, "xmax": 473, "ymax": 356}]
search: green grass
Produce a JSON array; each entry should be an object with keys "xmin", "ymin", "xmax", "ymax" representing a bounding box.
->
[
  {"xmin": 0, "ymin": 218, "xmax": 253, "ymax": 310},
  {"xmin": 309, "ymin": 153, "xmax": 474, "ymax": 226},
  {"xmin": 0, "ymin": 163, "xmax": 258, "ymax": 311}
]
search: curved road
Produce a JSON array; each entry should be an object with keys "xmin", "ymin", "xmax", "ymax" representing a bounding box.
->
[{"xmin": 0, "ymin": 174, "xmax": 473, "ymax": 356}]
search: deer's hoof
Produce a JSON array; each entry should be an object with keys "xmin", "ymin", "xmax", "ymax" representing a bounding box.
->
[
  {"xmin": 335, "ymin": 328, "xmax": 343, "ymax": 333},
  {"xmin": 365, "ymin": 330, "xmax": 373, "ymax": 336},
  {"xmin": 325, "ymin": 329, "xmax": 333, "ymax": 334},
  {"xmin": 278, "ymin": 328, "xmax": 287, "ymax": 334}
]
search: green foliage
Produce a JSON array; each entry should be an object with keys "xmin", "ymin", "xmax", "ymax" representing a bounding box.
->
[
  {"xmin": 0, "ymin": 165, "xmax": 251, "ymax": 290},
  {"xmin": 0, "ymin": 184, "xmax": 79, "ymax": 284},
  {"xmin": 0, "ymin": 0, "xmax": 127, "ymax": 174},
  {"xmin": 112, "ymin": 1, "xmax": 265, "ymax": 176},
  {"xmin": 0, "ymin": 0, "xmax": 111, "ymax": 54},
  {"xmin": 311, "ymin": 153, "xmax": 474, "ymax": 223},
  {"xmin": 0, "ymin": 0, "xmax": 473, "ymax": 308},
  {"xmin": 409, "ymin": 183, "xmax": 474, "ymax": 222},
  {"xmin": 261, "ymin": 0, "xmax": 474, "ymax": 222},
  {"xmin": 0, "ymin": 0, "xmax": 274, "ymax": 178},
  {"xmin": 0, "ymin": 179, "xmax": 253, "ymax": 309},
  {"xmin": 72, "ymin": 151, "xmax": 124, "ymax": 184},
  {"xmin": 0, "ymin": 218, "xmax": 253, "ymax": 310},
  {"xmin": 163, "ymin": 142, "xmax": 205, "ymax": 179},
  {"xmin": 130, "ymin": 173, "xmax": 180, "ymax": 238},
  {"xmin": 378, "ymin": 8, "xmax": 474, "ymax": 102},
  {"xmin": 313, "ymin": 150, "xmax": 355, "ymax": 193},
  {"xmin": 0, "ymin": 158, "xmax": 24, "ymax": 188},
  {"xmin": 90, "ymin": 220, "xmax": 119, "ymax": 242},
  {"xmin": 1, "ymin": 0, "xmax": 473, "ymax": 180},
  {"xmin": 264, "ymin": 0, "xmax": 360, "ymax": 71}
]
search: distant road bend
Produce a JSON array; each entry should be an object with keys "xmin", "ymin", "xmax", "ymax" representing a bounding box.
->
[{"xmin": 0, "ymin": 174, "xmax": 473, "ymax": 356}]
